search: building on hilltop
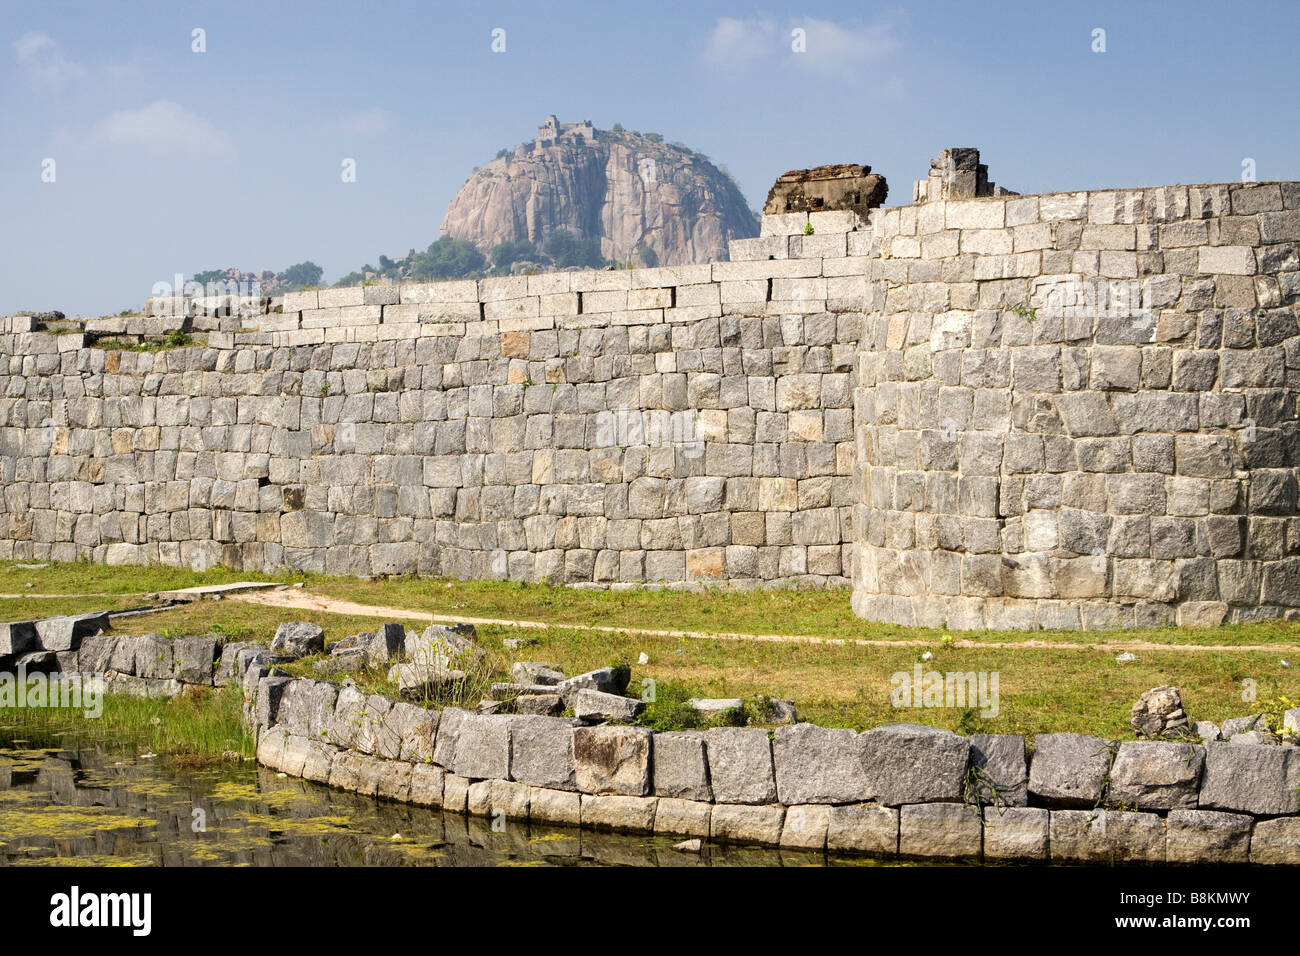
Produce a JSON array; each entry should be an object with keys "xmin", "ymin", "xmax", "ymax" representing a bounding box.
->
[{"xmin": 535, "ymin": 115, "xmax": 595, "ymax": 150}]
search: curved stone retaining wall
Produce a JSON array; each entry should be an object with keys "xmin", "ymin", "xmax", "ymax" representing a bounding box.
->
[{"xmin": 241, "ymin": 668, "xmax": 1300, "ymax": 864}]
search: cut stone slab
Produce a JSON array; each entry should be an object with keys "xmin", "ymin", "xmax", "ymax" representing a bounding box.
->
[
  {"xmin": 432, "ymin": 706, "xmax": 467, "ymax": 769},
  {"xmin": 899, "ymin": 802, "xmax": 982, "ymax": 860},
  {"xmin": 447, "ymin": 713, "xmax": 512, "ymax": 780},
  {"xmin": 158, "ymin": 582, "xmax": 280, "ymax": 602},
  {"xmin": 826, "ymin": 802, "xmax": 898, "ymax": 856},
  {"xmin": 710, "ymin": 804, "xmax": 785, "ymax": 845},
  {"xmin": 529, "ymin": 786, "xmax": 582, "ymax": 825},
  {"xmin": 573, "ymin": 688, "xmax": 645, "ymax": 722},
  {"xmin": 581, "ymin": 794, "xmax": 657, "ymax": 832},
  {"xmin": 654, "ymin": 797, "xmax": 712, "ymax": 837},
  {"xmin": 1249, "ymin": 817, "xmax": 1300, "ymax": 865},
  {"xmin": 573, "ymin": 725, "xmax": 652, "ymax": 795},
  {"xmin": 705, "ymin": 727, "xmax": 777, "ymax": 805},
  {"xmin": 1050, "ymin": 809, "xmax": 1165, "ymax": 863},
  {"xmin": 409, "ymin": 764, "xmax": 445, "ymax": 807},
  {"xmin": 982, "ymin": 807, "xmax": 1049, "ymax": 861},
  {"xmin": 652, "ymin": 731, "xmax": 712, "ymax": 802},
  {"xmin": 780, "ymin": 804, "xmax": 831, "ymax": 849},
  {"xmin": 1165, "ymin": 809, "xmax": 1252, "ymax": 864},
  {"xmin": 1106, "ymin": 741, "xmax": 1204, "ymax": 810},
  {"xmin": 270, "ymin": 621, "xmax": 325, "ymax": 658},
  {"xmin": 859, "ymin": 723, "xmax": 970, "ymax": 806},
  {"xmin": 1199, "ymin": 742, "xmax": 1300, "ymax": 815},
  {"xmin": 773, "ymin": 723, "xmax": 869, "ymax": 805},
  {"xmin": 511, "ymin": 661, "xmax": 565, "ymax": 686},
  {"xmin": 517, "ymin": 693, "xmax": 563, "ymax": 716},
  {"xmin": 1028, "ymin": 733, "xmax": 1115, "ymax": 808},
  {"xmin": 509, "ymin": 714, "xmax": 578, "ymax": 790},
  {"xmin": 34, "ymin": 612, "xmax": 109, "ymax": 652},
  {"xmin": 376, "ymin": 761, "xmax": 414, "ymax": 803},
  {"xmin": 969, "ymin": 734, "xmax": 1029, "ymax": 807}
]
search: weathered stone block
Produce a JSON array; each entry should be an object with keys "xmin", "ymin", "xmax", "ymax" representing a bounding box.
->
[
  {"xmin": 899, "ymin": 802, "xmax": 982, "ymax": 860},
  {"xmin": 969, "ymin": 734, "xmax": 1029, "ymax": 807},
  {"xmin": 780, "ymin": 804, "xmax": 831, "ymax": 849},
  {"xmin": 581, "ymin": 794, "xmax": 657, "ymax": 832},
  {"xmin": 509, "ymin": 714, "xmax": 577, "ymax": 790},
  {"xmin": 1249, "ymin": 818, "xmax": 1300, "ymax": 865},
  {"xmin": 653, "ymin": 797, "xmax": 712, "ymax": 837},
  {"xmin": 1049, "ymin": 809, "xmax": 1165, "ymax": 863},
  {"xmin": 710, "ymin": 803, "xmax": 785, "ymax": 845},
  {"xmin": 1028, "ymin": 733, "xmax": 1115, "ymax": 808},
  {"xmin": 573, "ymin": 725, "xmax": 652, "ymax": 795},
  {"xmin": 982, "ymin": 806, "xmax": 1049, "ymax": 861},
  {"xmin": 1107, "ymin": 740, "xmax": 1204, "ymax": 810},
  {"xmin": 772, "ymin": 723, "xmax": 869, "ymax": 805},
  {"xmin": 825, "ymin": 802, "xmax": 898, "ymax": 856},
  {"xmin": 652, "ymin": 731, "xmax": 712, "ymax": 801},
  {"xmin": 705, "ymin": 727, "xmax": 777, "ymax": 804},
  {"xmin": 1165, "ymin": 809, "xmax": 1252, "ymax": 864},
  {"xmin": 859, "ymin": 723, "xmax": 970, "ymax": 806},
  {"xmin": 1199, "ymin": 742, "xmax": 1300, "ymax": 815}
]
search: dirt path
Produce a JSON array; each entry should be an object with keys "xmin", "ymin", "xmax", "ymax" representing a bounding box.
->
[{"xmin": 230, "ymin": 590, "xmax": 1299, "ymax": 655}]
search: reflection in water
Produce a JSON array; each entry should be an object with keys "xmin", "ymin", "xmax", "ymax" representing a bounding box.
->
[{"xmin": 0, "ymin": 734, "xmax": 902, "ymax": 867}]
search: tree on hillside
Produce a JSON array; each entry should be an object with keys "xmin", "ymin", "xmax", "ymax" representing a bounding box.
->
[
  {"xmin": 490, "ymin": 239, "xmax": 538, "ymax": 274},
  {"xmin": 543, "ymin": 229, "xmax": 605, "ymax": 269},
  {"xmin": 280, "ymin": 261, "xmax": 324, "ymax": 290},
  {"xmin": 411, "ymin": 236, "xmax": 486, "ymax": 280}
]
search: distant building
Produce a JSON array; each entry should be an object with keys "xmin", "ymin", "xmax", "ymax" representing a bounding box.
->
[{"xmin": 536, "ymin": 115, "xmax": 595, "ymax": 150}]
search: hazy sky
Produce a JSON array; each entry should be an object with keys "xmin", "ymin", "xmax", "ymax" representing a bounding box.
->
[{"xmin": 5, "ymin": 0, "xmax": 1298, "ymax": 317}]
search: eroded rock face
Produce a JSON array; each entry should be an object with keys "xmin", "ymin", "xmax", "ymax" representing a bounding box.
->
[
  {"xmin": 762, "ymin": 164, "xmax": 888, "ymax": 219},
  {"xmin": 441, "ymin": 125, "xmax": 759, "ymax": 267}
]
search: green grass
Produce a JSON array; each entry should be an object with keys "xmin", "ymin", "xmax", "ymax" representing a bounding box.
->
[
  {"xmin": 0, "ymin": 684, "xmax": 252, "ymax": 765},
  {"xmin": 2, "ymin": 559, "xmax": 1297, "ymax": 739},
  {"xmin": 4, "ymin": 560, "xmax": 1300, "ymax": 648}
]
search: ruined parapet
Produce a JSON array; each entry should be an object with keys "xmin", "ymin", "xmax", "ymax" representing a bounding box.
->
[
  {"xmin": 913, "ymin": 148, "xmax": 1017, "ymax": 202},
  {"xmin": 763, "ymin": 164, "xmax": 888, "ymax": 222}
]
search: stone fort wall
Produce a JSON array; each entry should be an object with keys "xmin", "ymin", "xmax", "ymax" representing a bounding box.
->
[{"xmin": 1, "ymin": 160, "xmax": 1297, "ymax": 629}]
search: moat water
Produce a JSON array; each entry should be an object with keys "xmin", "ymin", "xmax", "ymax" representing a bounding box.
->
[{"xmin": 0, "ymin": 730, "xmax": 905, "ymax": 867}]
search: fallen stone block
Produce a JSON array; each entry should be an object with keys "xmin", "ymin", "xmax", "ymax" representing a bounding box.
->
[
  {"xmin": 511, "ymin": 661, "xmax": 565, "ymax": 685},
  {"xmin": 899, "ymin": 803, "xmax": 982, "ymax": 860},
  {"xmin": 517, "ymin": 693, "xmax": 563, "ymax": 715},
  {"xmin": 270, "ymin": 621, "xmax": 325, "ymax": 658},
  {"xmin": 573, "ymin": 688, "xmax": 645, "ymax": 722},
  {"xmin": 1220, "ymin": 714, "xmax": 1264, "ymax": 737},
  {"xmin": 710, "ymin": 804, "xmax": 785, "ymax": 845},
  {"xmin": 1199, "ymin": 742, "xmax": 1300, "ymax": 815},
  {"xmin": 0, "ymin": 622, "xmax": 37, "ymax": 656},
  {"xmin": 34, "ymin": 612, "xmax": 109, "ymax": 652},
  {"xmin": 705, "ymin": 727, "xmax": 777, "ymax": 804},
  {"xmin": 859, "ymin": 723, "xmax": 970, "ymax": 806},
  {"xmin": 982, "ymin": 806, "xmax": 1049, "ymax": 861},
  {"xmin": 1028, "ymin": 733, "xmax": 1115, "ymax": 808},
  {"xmin": 388, "ymin": 661, "xmax": 466, "ymax": 699},
  {"xmin": 1107, "ymin": 740, "xmax": 1204, "ymax": 810},
  {"xmin": 581, "ymin": 794, "xmax": 657, "ymax": 832},
  {"xmin": 557, "ymin": 666, "xmax": 629, "ymax": 705},
  {"xmin": 405, "ymin": 624, "xmax": 485, "ymax": 674},
  {"xmin": 1165, "ymin": 809, "xmax": 1252, "ymax": 864},
  {"xmin": 573, "ymin": 725, "xmax": 652, "ymax": 795},
  {"xmin": 687, "ymin": 697, "xmax": 745, "ymax": 720},
  {"xmin": 1130, "ymin": 684, "xmax": 1190, "ymax": 738},
  {"xmin": 772, "ymin": 723, "xmax": 869, "ymax": 805}
]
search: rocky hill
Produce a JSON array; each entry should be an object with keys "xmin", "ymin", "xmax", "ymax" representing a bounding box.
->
[{"xmin": 440, "ymin": 119, "xmax": 760, "ymax": 267}]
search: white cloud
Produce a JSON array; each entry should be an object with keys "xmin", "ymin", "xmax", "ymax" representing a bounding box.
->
[
  {"xmin": 702, "ymin": 15, "xmax": 899, "ymax": 75},
  {"xmin": 14, "ymin": 32, "xmax": 86, "ymax": 92},
  {"xmin": 89, "ymin": 100, "xmax": 235, "ymax": 155},
  {"xmin": 333, "ymin": 108, "xmax": 397, "ymax": 137}
]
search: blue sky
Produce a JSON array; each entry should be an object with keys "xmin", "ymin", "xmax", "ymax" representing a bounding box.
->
[{"xmin": 4, "ymin": 0, "xmax": 1298, "ymax": 316}]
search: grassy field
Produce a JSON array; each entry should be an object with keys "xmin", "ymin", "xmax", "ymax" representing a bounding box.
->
[{"xmin": 2, "ymin": 559, "xmax": 1298, "ymax": 741}]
